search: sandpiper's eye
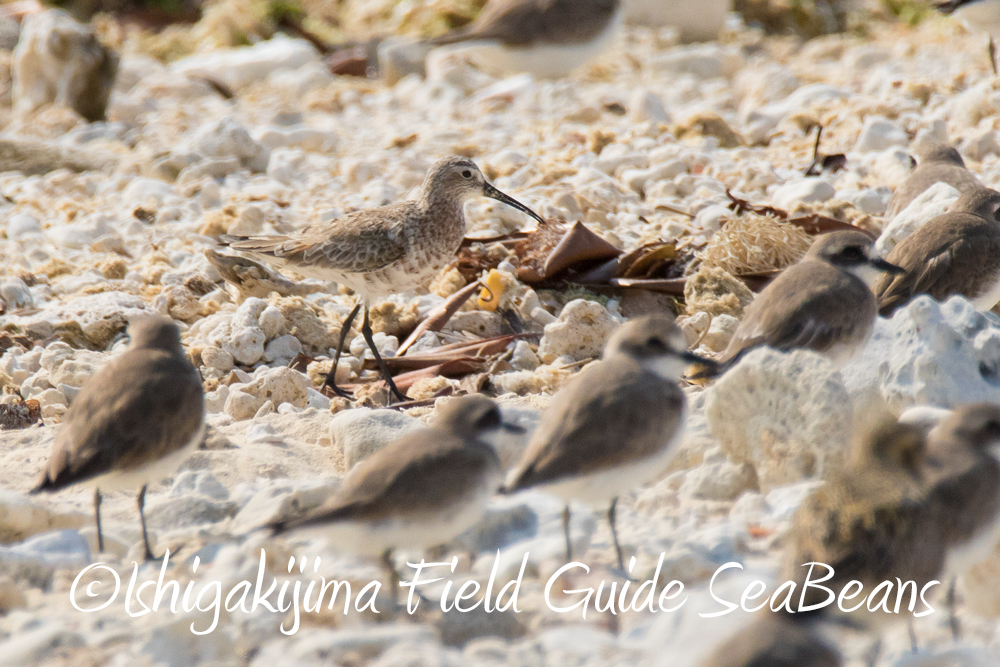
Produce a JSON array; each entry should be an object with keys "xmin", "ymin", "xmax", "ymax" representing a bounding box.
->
[{"xmin": 462, "ymin": 170, "xmax": 473, "ymax": 179}]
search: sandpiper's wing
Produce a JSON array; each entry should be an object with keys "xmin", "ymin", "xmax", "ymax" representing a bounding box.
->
[
  {"xmin": 33, "ymin": 349, "xmax": 204, "ymax": 491},
  {"xmin": 222, "ymin": 203, "xmax": 416, "ymax": 275},
  {"xmin": 875, "ymin": 214, "xmax": 1000, "ymax": 316},
  {"xmin": 885, "ymin": 163, "xmax": 980, "ymax": 219},
  {"xmin": 505, "ymin": 356, "xmax": 683, "ymax": 491},
  {"xmin": 721, "ymin": 261, "xmax": 876, "ymax": 366},
  {"xmin": 432, "ymin": 0, "xmax": 619, "ymax": 46},
  {"xmin": 274, "ymin": 429, "xmax": 500, "ymax": 529}
]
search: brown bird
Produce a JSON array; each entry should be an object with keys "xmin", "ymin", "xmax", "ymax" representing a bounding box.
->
[
  {"xmin": 699, "ymin": 616, "xmax": 841, "ymax": 667},
  {"xmin": 31, "ymin": 316, "xmax": 205, "ymax": 560},
  {"xmin": 922, "ymin": 402, "xmax": 1000, "ymax": 639},
  {"xmin": 885, "ymin": 143, "xmax": 981, "ymax": 220},
  {"xmin": 502, "ymin": 314, "xmax": 713, "ymax": 571},
  {"xmin": 699, "ymin": 231, "xmax": 903, "ymax": 378},
  {"xmin": 221, "ymin": 157, "xmax": 543, "ymax": 403},
  {"xmin": 430, "ymin": 0, "xmax": 624, "ymax": 78},
  {"xmin": 874, "ymin": 188, "xmax": 1000, "ymax": 316},
  {"xmin": 784, "ymin": 421, "xmax": 946, "ymax": 631},
  {"xmin": 270, "ymin": 394, "xmax": 512, "ymax": 595}
]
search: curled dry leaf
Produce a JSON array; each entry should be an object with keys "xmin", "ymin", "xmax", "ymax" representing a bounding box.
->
[{"xmin": 396, "ymin": 280, "xmax": 481, "ymax": 357}]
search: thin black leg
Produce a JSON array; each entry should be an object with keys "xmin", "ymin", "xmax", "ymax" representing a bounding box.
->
[
  {"xmin": 865, "ymin": 637, "xmax": 882, "ymax": 667},
  {"xmin": 608, "ymin": 497, "xmax": 625, "ymax": 573},
  {"xmin": 562, "ymin": 505, "xmax": 572, "ymax": 561},
  {"xmin": 948, "ymin": 575, "xmax": 961, "ymax": 641},
  {"xmin": 138, "ymin": 485, "xmax": 156, "ymax": 561},
  {"xmin": 94, "ymin": 488, "xmax": 104, "ymax": 554},
  {"xmin": 991, "ymin": 36, "xmax": 998, "ymax": 77},
  {"xmin": 381, "ymin": 548, "xmax": 400, "ymax": 607},
  {"xmin": 323, "ymin": 302, "xmax": 361, "ymax": 398},
  {"xmin": 362, "ymin": 306, "xmax": 406, "ymax": 403},
  {"xmin": 908, "ymin": 618, "xmax": 918, "ymax": 653}
]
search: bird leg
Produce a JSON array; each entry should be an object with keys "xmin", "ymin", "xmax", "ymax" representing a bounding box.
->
[
  {"xmin": 865, "ymin": 637, "xmax": 883, "ymax": 667},
  {"xmin": 608, "ymin": 497, "xmax": 626, "ymax": 574},
  {"xmin": 381, "ymin": 549, "xmax": 401, "ymax": 608},
  {"xmin": 323, "ymin": 302, "xmax": 361, "ymax": 399},
  {"xmin": 137, "ymin": 485, "xmax": 158, "ymax": 561},
  {"xmin": 991, "ymin": 36, "xmax": 998, "ymax": 77},
  {"xmin": 562, "ymin": 505, "xmax": 572, "ymax": 562},
  {"xmin": 361, "ymin": 306, "xmax": 406, "ymax": 403},
  {"xmin": 94, "ymin": 488, "xmax": 104, "ymax": 554},
  {"xmin": 947, "ymin": 575, "xmax": 961, "ymax": 640},
  {"xmin": 908, "ymin": 618, "xmax": 918, "ymax": 653}
]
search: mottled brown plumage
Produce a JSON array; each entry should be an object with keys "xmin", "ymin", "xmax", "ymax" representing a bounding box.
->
[
  {"xmin": 204, "ymin": 248, "xmax": 323, "ymax": 302},
  {"xmin": 433, "ymin": 0, "xmax": 620, "ymax": 46},
  {"xmin": 885, "ymin": 143, "xmax": 981, "ymax": 220},
  {"xmin": 221, "ymin": 157, "xmax": 543, "ymax": 403},
  {"xmin": 222, "ymin": 157, "xmax": 541, "ymax": 302},
  {"xmin": 32, "ymin": 316, "xmax": 204, "ymax": 559},
  {"xmin": 784, "ymin": 422, "xmax": 946, "ymax": 621},
  {"xmin": 712, "ymin": 231, "xmax": 899, "ymax": 375},
  {"xmin": 875, "ymin": 188, "xmax": 1000, "ymax": 316},
  {"xmin": 699, "ymin": 617, "xmax": 841, "ymax": 667}
]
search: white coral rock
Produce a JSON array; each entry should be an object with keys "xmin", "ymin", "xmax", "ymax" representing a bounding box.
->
[
  {"xmin": 537, "ymin": 299, "xmax": 620, "ymax": 363},
  {"xmin": 705, "ymin": 348, "xmax": 852, "ymax": 491}
]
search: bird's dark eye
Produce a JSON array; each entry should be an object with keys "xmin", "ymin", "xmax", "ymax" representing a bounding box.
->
[
  {"xmin": 462, "ymin": 170, "xmax": 473, "ymax": 179},
  {"xmin": 646, "ymin": 336, "xmax": 668, "ymax": 351},
  {"xmin": 841, "ymin": 246, "xmax": 865, "ymax": 262},
  {"xmin": 476, "ymin": 407, "xmax": 502, "ymax": 430}
]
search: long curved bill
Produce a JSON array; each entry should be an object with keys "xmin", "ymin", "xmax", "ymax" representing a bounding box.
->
[{"xmin": 484, "ymin": 182, "xmax": 545, "ymax": 225}]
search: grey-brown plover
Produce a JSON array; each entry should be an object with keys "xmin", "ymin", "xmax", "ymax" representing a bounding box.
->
[
  {"xmin": 502, "ymin": 314, "xmax": 712, "ymax": 571},
  {"xmin": 31, "ymin": 316, "xmax": 205, "ymax": 560},
  {"xmin": 270, "ymin": 394, "xmax": 511, "ymax": 595},
  {"xmin": 222, "ymin": 157, "xmax": 544, "ymax": 403},
  {"xmin": 700, "ymin": 616, "xmax": 841, "ymax": 667},
  {"xmin": 784, "ymin": 421, "xmax": 946, "ymax": 630},
  {"xmin": 430, "ymin": 0, "xmax": 623, "ymax": 78},
  {"xmin": 698, "ymin": 231, "xmax": 903, "ymax": 378},
  {"xmin": 875, "ymin": 188, "xmax": 1000, "ymax": 316},
  {"xmin": 923, "ymin": 403, "xmax": 1000, "ymax": 639},
  {"xmin": 885, "ymin": 142, "xmax": 981, "ymax": 220}
]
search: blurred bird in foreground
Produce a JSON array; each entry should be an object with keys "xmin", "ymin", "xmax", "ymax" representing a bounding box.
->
[{"xmin": 32, "ymin": 316, "xmax": 205, "ymax": 560}]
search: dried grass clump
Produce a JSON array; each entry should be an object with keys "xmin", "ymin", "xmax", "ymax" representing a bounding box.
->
[{"xmin": 697, "ymin": 213, "xmax": 812, "ymax": 276}]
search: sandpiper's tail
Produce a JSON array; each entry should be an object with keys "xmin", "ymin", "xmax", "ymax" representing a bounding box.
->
[{"xmin": 218, "ymin": 234, "xmax": 290, "ymax": 257}]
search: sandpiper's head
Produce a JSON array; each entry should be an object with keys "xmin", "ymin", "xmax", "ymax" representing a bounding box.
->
[
  {"xmin": 939, "ymin": 402, "xmax": 1000, "ymax": 459},
  {"xmin": 128, "ymin": 315, "xmax": 184, "ymax": 353},
  {"xmin": 951, "ymin": 187, "xmax": 1000, "ymax": 222},
  {"xmin": 422, "ymin": 156, "xmax": 545, "ymax": 225},
  {"xmin": 805, "ymin": 230, "xmax": 904, "ymax": 286},
  {"xmin": 864, "ymin": 421, "xmax": 926, "ymax": 473},
  {"xmin": 604, "ymin": 314, "xmax": 715, "ymax": 380},
  {"xmin": 434, "ymin": 393, "xmax": 524, "ymax": 442},
  {"xmin": 914, "ymin": 142, "xmax": 965, "ymax": 168}
]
